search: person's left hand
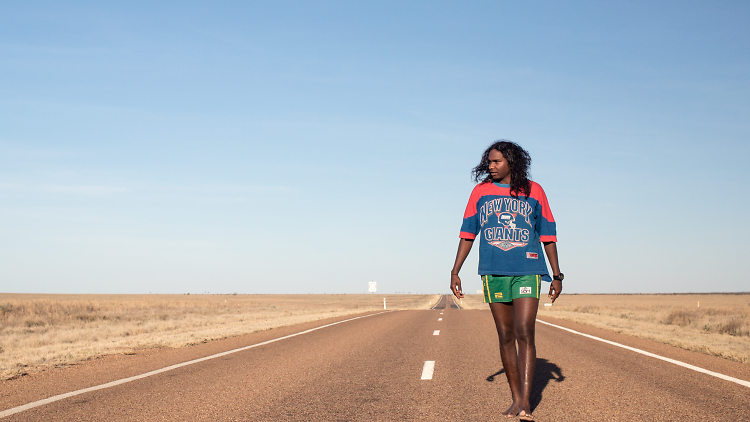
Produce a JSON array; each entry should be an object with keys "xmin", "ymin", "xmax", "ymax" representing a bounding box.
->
[
  {"xmin": 450, "ymin": 274, "xmax": 464, "ymax": 299},
  {"xmin": 548, "ymin": 280, "xmax": 562, "ymax": 303}
]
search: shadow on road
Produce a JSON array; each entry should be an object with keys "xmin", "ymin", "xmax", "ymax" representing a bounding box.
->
[
  {"xmin": 485, "ymin": 358, "xmax": 565, "ymax": 411},
  {"xmin": 530, "ymin": 358, "xmax": 564, "ymax": 410},
  {"xmin": 485, "ymin": 368, "xmax": 505, "ymax": 382}
]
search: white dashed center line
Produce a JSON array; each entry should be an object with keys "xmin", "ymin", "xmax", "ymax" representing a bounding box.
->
[
  {"xmin": 433, "ymin": 330, "xmax": 440, "ymax": 335},
  {"xmin": 421, "ymin": 361, "xmax": 435, "ymax": 380},
  {"xmin": 438, "ymin": 318, "xmax": 442, "ymax": 321}
]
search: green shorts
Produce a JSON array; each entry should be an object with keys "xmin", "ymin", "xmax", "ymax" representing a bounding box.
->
[{"xmin": 482, "ymin": 274, "xmax": 542, "ymax": 303}]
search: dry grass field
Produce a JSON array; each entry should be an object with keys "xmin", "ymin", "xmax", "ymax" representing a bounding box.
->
[
  {"xmin": 462, "ymin": 293, "xmax": 750, "ymax": 364},
  {"xmin": 0, "ymin": 293, "xmax": 439, "ymax": 380}
]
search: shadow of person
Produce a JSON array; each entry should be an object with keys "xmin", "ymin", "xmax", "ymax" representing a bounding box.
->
[
  {"xmin": 531, "ymin": 358, "xmax": 564, "ymax": 411},
  {"xmin": 485, "ymin": 358, "xmax": 564, "ymax": 412},
  {"xmin": 486, "ymin": 368, "xmax": 505, "ymax": 382}
]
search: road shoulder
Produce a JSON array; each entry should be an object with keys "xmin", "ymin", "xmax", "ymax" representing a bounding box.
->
[{"xmin": 537, "ymin": 315, "xmax": 750, "ymax": 383}]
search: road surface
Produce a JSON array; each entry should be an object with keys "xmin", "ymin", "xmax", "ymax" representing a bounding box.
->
[{"xmin": 2, "ymin": 295, "xmax": 749, "ymax": 421}]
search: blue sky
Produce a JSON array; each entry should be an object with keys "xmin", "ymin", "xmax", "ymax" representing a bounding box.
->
[{"xmin": 1, "ymin": 1, "xmax": 749, "ymax": 294}]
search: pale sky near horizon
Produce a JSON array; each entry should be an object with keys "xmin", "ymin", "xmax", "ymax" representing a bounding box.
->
[{"xmin": 1, "ymin": 1, "xmax": 749, "ymax": 295}]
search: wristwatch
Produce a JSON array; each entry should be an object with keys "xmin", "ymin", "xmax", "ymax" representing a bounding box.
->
[{"xmin": 553, "ymin": 273, "xmax": 564, "ymax": 281}]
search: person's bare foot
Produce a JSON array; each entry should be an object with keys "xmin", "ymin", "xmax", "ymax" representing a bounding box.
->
[
  {"xmin": 519, "ymin": 408, "xmax": 534, "ymax": 421},
  {"xmin": 502, "ymin": 403, "xmax": 520, "ymax": 418}
]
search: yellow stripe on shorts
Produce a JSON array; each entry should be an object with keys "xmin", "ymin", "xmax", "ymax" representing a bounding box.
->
[
  {"xmin": 482, "ymin": 275, "xmax": 492, "ymax": 303},
  {"xmin": 537, "ymin": 275, "xmax": 541, "ymax": 297}
]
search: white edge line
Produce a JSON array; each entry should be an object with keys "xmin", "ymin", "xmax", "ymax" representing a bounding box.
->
[
  {"xmin": 421, "ymin": 361, "xmax": 435, "ymax": 380},
  {"xmin": 429, "ymin": 295, "xmax": 442, "ymax": 310},
  {"xmin": 0, "ymin": 311, "xmax": 392, "ymax": 419},
  {"xmin": 537, "ymin": 319, "xmax": 750, "ymax": 389},
  {"xmin": 450, "ymin": 294, "xmax": 462, "ymax": 309}
]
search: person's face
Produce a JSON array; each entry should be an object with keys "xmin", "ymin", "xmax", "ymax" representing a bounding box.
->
[{"xmin": 488, "ymin": 149, "xmax": 511, "ymax": 184}]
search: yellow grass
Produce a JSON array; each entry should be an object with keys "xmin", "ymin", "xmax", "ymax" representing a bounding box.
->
[
  {"xmin": 461, "ymin": 293, "xmax": 750, "ymax": 364},
  {"xmin": 0, "ymin": 293, "xmax": 439, "ymax": 380},
  {"xmin": 456, "ymin": 295, "xmax": 484, "ymax": 309}
]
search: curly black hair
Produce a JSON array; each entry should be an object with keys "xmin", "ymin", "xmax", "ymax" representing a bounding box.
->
[{"xmin": 472, "ymin": 140, "xmax": 532, "ymax": 198}]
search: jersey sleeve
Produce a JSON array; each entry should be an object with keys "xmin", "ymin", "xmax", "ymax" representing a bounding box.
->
[
  {"xmin": 459, "ymin": 185, "xmax": 482, "ymax": 239},
  {"xmin": 531, "ymin": 182, "xmax": 557, "ymax": 242}
]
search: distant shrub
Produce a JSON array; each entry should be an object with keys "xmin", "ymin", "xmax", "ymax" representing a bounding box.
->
[
  {"xmin": 663, "ymin": 309, "xmax": 696, "ymax": 326},
  {"xmin": 572, "ymin": 305, "xmax": 599, "ymax": 314},
  {"xmin": 75, "ymin": 315, "xmax": 97, "ymax": 322},
  {"xmin": 717, "ymin": 319, "xmax": 748, "ymax": 337}
]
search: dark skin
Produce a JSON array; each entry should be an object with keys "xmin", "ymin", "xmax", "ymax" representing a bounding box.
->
[{"xmin": 450, "ymin": 149, "xmax": 562, "ymax": 419}]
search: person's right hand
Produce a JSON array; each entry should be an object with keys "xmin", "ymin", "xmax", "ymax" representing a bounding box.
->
[{"xmin": 450, "ymin": 274, "xmax": 464, "ymax": 298}]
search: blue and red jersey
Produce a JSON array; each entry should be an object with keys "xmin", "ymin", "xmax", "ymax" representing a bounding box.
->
[{"xmin": 460, "ymin": 181, "xmax": 557, "ymax": 280}]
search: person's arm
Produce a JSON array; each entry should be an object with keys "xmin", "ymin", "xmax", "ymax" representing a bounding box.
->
[
  {"xmin": 450, "ymin": 238, "xmax": 474, "ymax": 298},
  {"xmin": 543, "ymin": 241, "xmax": 562, "ymax": 303}
]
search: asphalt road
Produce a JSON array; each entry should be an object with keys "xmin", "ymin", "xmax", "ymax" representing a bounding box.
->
[{"xmin": 2, "ymin": 295, "xmax": 749, "ymax": 421}]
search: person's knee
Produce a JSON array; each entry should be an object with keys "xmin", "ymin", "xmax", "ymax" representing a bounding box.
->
[
  {"xmin": 496, "ymin": 328, "xmax": 516, "ymax": 346},
  {"xmin": 514, "ymin": 324, "xmax": 535, "ymax": 344}
]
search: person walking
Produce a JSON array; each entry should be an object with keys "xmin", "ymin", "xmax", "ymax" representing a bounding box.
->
[{"xmin": 450, "ymin": 140, "xmax": 563, "ymax": 421}]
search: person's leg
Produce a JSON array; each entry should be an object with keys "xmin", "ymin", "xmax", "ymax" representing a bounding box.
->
[
  {"xmin": 512, "ymin": 296, "xmax": 539, "ymax": 419},
  {"xmin": 489, "ymin": 301, "xmax": 521, "ymax": 417}
]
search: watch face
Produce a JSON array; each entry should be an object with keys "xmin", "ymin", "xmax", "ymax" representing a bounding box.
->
[{"xmin": 554, "ymin": 273, "xmax": 564, "ymax": 281}]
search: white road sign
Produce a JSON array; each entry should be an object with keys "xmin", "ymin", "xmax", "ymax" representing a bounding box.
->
[{"xmin": 368, "ymin": 281, "xmax": 377, "ymax": 293}]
